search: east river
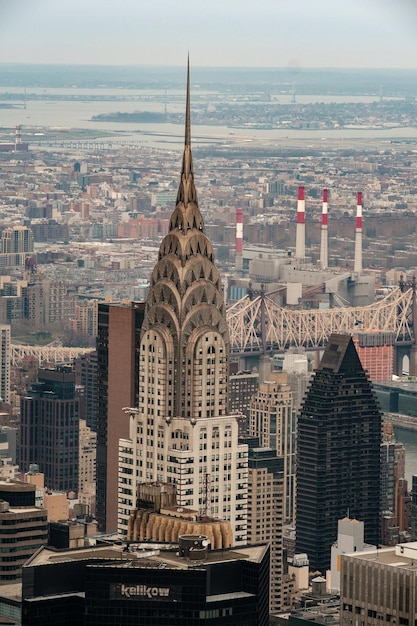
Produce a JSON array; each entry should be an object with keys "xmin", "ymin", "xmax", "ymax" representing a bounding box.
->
[
  {"xmin": 394, "ymin": 427, "xmax": 417, "ymax": 486},
  {"xmin": 1, "ymin": 88, "xmax": 417, "ymax": 151}
]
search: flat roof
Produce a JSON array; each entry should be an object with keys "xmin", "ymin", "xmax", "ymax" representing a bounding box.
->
[
  {"xmin": 25, "ymin": 542, "xmax": 269, "ymax": 571},
  {"xmin": 346, "ymin": 545, "xmax": 417, "ymax": 570},
  {"xmin": 0, "ymin": 582, "xmax": 22, "ymax": 602},
  {"xmin": 207, "ymin": 591, "xmax": 255, "ymax": 603}
]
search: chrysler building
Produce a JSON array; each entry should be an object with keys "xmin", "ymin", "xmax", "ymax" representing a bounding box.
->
[{"xmin": 119, "ymin": 63, "xmax": 248, "ymax": 545}]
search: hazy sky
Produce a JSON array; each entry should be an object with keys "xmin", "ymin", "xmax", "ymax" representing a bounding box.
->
[{"xmin": 1, "ymin": 0, "xmax": 417, "ymax": 68}]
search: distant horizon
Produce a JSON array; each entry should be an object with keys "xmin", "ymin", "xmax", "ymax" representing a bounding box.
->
[
  {"xmin": 1, "ymin": 64, "xmax": 415, "ymax": 98},
  {"xmin": 1, "ymin": 63, "xmax": 417, "ymax": 72},
  {"xmin": 1, "ymin": 1, "xmax": 416, "ymax": 70}
]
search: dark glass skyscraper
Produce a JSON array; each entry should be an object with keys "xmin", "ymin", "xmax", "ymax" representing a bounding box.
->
[
  {"xmin": 295, "ymin": 333, "xmax": 382, "ymax": 573},
  {"xmin": 19, "ymin": 367, "xmax": 79, "ymax": 493}
]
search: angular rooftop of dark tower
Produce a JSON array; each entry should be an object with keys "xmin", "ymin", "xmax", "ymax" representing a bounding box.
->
[{"xmin": 318, "ymin": 333, "xmax": 363, "ymax": 373}]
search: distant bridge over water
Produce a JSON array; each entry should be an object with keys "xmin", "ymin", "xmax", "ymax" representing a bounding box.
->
[
  {"xmin": 10, "ymin": 344, "xmax": 93, "ymax": 368},
  {"xmin": 10, "ymin": 284, "xmax": 417, "ymax": 375}
]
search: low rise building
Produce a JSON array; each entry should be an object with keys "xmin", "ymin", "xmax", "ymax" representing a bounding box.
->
[{"xmin": 340, "ymin": 542, "xmax": 417, "ymax": 625}]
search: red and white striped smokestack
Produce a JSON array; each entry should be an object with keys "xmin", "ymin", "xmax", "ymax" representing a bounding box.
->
[
  {"xmin": 15, "ymin": 125, "xmax": 22, "ymax": 146},
  {"xmin": 295, "ymin": 186, "xmax": 305, "ymax": 261},
  {"xmin": 235, "ymin": 207, "xmax": 243, "ymax": 273},
  {"xmin": 354, "ymin": 191, "xmax": 363, "ymax": 274},
  {"xmin": 320, "ymin": 189, "xmax": 328, "ymax": 269}
]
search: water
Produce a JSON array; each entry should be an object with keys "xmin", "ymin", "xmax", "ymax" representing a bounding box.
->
[
  {"xmin": 2, "ymin": 86, "xmax": 417, "ymax": 151},
  {"xmin": 393, "ymin": 427, "xmax": 417, "ymax": 486}
]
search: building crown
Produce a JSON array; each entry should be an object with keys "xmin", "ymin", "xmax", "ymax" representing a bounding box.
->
[{"xmin": 169, "ymin": 57, "xmax": 204, "ymax": 235}]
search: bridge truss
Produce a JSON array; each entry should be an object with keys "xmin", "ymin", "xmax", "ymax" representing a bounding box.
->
[
  {"xmin": 226, "ymin": 286, "xmax": 415, "ymax": 355},
  {"xmin": 10, "ymin": 345, "xmax": 93, "ymax": 368},
  {"xmin": 9, "ymin": 287, "xmax": 415, "ymax": 365}
]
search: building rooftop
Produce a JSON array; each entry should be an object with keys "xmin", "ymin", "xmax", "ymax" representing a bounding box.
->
[
  {"xmin": 346, "ymin": 541, "xmax": 417, "ymax": 570},
  {"xmin": 25, "ymin": 541, "xmax": 268, "ymax": 571},
  {"xmin": 0, "ymin": 582, "xmax": 22, "ymax": 602}
]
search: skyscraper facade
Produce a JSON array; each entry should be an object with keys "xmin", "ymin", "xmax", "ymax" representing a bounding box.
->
[
  {"xmin": 249, "ymin": 372, "xmax": 296, "ymax": 524},
  {"xmin": 118, "ymin": 65, "xmax": 248, "ymax": 544},
  {"xmin": 19, "ymin": 367, "xmax": 79, "ymax": 493},
  {"xmin": 22, "ymin": 542, "xmax": 269, "ymax": 626},
  {"xmin": 340, "ymin": 543, "xmax": 417, "ymax": 626},
  {"xmin": 96, "ymin": 301, "xmax": 145, "ymax": 532},
  {"xmin": 411, "ymin": 475, "xmax": 417, "ymax": 540},
  {"xmin": 0, "ymin": 225, "xmax": 34, "ymax": 268},
  {"xmin": 296, "ymin": 334, "xmax": 382, "ymax": 573},
  {"xmin": 75, "ymin": 350, "xmax": 98, "ymax": 431},
  {"xmin": 0, "ymin": 480, "xmax": 47, "ymax": 581},
  {"xmin": 0, "ymin": 324, "xmax": 11, "ymax": 404},
  {"xmin": 245, "ymin": 438, "xmax": 285, "ymax": 613}
]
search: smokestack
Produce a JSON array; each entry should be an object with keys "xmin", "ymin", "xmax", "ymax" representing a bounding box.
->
[
  {"xmin": 15, "ymin": 125, "xmax": 22, "ymax": 149},
  {"xmin": 235, "ymin": 207, "xmax": 243, "ymax": 274},
  {"xmin": 354, "ymin": 192, "xmax": 363, "ymax": 274},
  {"xmin": 320, "ymin": 189, "xmax": 328, "ymax": 269},
  {"xmin": 295, "ymin": 186, "xmax": 305, "ymax": 261}
]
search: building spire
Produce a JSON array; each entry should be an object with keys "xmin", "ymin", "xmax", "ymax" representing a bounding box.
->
[
  {"xmin": 170, "ymin": 57, "xmax": 203, "ymax": 234},
  {"xmin": 175, "ymin": 55, "xmax": 197, "ymax": 210},
  {"xmin": 185, "ymin": 53, "xmax": 191, "ymax": 151}
]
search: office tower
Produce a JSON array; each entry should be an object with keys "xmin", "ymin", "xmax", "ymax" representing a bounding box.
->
[
  {"xmin": 22, "ymin": 541, "xmax": 269, "ymax": 626},
  {"xmin": 380, "ymin": 438, "xmax": 399, "ymax": 545},
  {"xmin": 69, "ymin": 299, "xmax": 99, "ymax": 342},
  {"xmin": 395, "ymin": 477, "xmax": 411, "ymax": 538},
  {"xmin": 96, "ymin": 301, "xmax": 145, "ymax": 533},
  {"xmin": 0, "ymin": 425, "xmax": 17, "ymax": 463},
  {"xmin": 411, "ymin": 475, "xmax": 417, "ymax": 540},
  {"xmin": 48, "ymin": 521, "xmax": 86, "ymax": 550},
  {"xmin": 48, "ymin": 279, "xmax": 68, "ymax": 323},
  {"xmin": 282, "ymin": 350, "xmax": 311, "ymax": 413},
  {"xmin": 380, "ymin": 426, "xmax": 406, "ymax": 545},
  {"xmin": 0, "ymin": 225, "xmax": 34, "ymax": 268},
  {"xmin": 0, "ymin": 325, "xmax": 11, "ymax": 405},
  {"xmin": 19, "ymin": 367, "xmax": 79, "ymax": 493},
  {"xmin": 23, "ymin": 277, "xmax": 50, "ymax": 327},
  {"xmin": 353, "ymin": 330, "xmax": 395, "ymax": 381},
  {"xmin": 0, "ymin": 479, "xmax": 47, "ymax": 581},
  {"xmin": 296, "ymin": 334, "xmax": 382, "ymax": 573},
  {"xmin": 249, "ymin": 371, "xmax": 296, "ymax": 524},
  {"xmin": 78, "ymin": 418, "xmax": 96, "ymax": 498},
  {"xmin": 340, "ymin": 542, "xmax": 417, "ymax": 626},
  {"xmin": 118, "ymin": 64, "xmax": 248, "ymax": 545},
  {"xmin": 75, "ymin": 350, "xmax": 98, "ymax": 431},
  {"xmin": 228, "ymin": 369, "xmax": 259, "ymax": 435},
  {"xmin": 245, "ymin": 438, "xmax": 285, "ymax": 613},
  {"xmin": 329, "ymin": 517, "xmax": 372, "ymax": 592}
]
